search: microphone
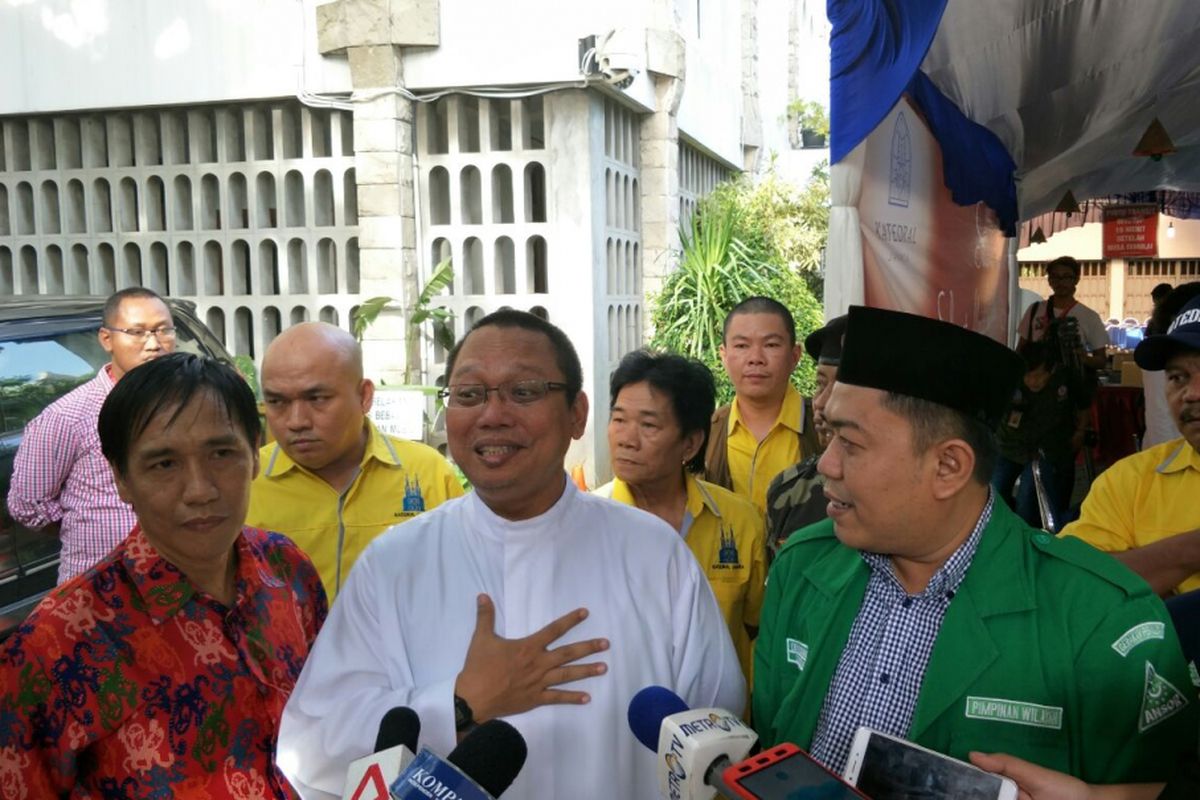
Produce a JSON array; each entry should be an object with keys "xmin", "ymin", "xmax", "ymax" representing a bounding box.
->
[
  {"xmin": 342, "ymin": 707, "xmax": 421, "ymax": 800},
  {"xmin": 390, "ymin": 719, "xmax": 528, "ymax": 799},
  {"xmin": 628, "ymin": 686, "xmax": 758, "ymax": 800}
]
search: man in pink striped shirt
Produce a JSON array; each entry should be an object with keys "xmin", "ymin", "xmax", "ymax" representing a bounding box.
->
[{"xmin": 7, "ymin": 288, "xmax": 177, "ymax": 583}]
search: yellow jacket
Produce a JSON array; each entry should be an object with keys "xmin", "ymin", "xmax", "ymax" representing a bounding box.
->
[
  {"xmin": 247, "ymin": 420, "xmax": 464, "ymax": 601},
  {"xmin": 596, "ymin": 473, "xmax": 767, "ymax": 683}
]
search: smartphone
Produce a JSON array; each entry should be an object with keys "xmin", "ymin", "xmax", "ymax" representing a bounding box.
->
[
  {"xmin": 842, "ymin": 727, "xmax": 1019, "ymax": 800},
  {"xmin": 722, "ymin": 743, "xmax": 871, "ymax": 799}
]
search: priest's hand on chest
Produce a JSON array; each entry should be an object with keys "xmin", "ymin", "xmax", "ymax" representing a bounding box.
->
[{"xmin": 454, "ymin": 593, "xmax": 610, "ymax": 723}]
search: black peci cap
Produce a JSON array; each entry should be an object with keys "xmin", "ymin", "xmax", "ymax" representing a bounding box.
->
[
  {"xmin": 837, "ymin": 306, "xmax": 1024, "ymax": 428},
  {"xmin": 805, "ymin": 314, "xmax": 849, "ymax": 366}
]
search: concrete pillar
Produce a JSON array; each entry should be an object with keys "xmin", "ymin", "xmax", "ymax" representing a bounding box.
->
[
  {"xmin": 740, "ymin": 0, "xmax": 763, "ymax": 172},
  {"xmin": 638, "ymin": 28, "xmax": 686, "ymax": 330},
  {"xmin": 317, "ymin": 0, "xmax": 439, "ymax": 385},
  {"xmin": 638, "ymin": 74, "xmax": 684, "ymax": 314},
  {"xmin": 1109, "ymin": 257, "xmax": 1127, "ymax": 320}
]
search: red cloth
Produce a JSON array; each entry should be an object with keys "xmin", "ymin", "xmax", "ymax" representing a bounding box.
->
[{"xmin": 1091, "ymin": 386, "xmax": 1145, "ymax": 466}]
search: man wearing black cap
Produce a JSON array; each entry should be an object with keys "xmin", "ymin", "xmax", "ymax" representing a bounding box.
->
[
  {"xmin": 764, "ymin": 315, "xmax": 847, "ymax": 559},
  {"xmin": 754, "ymin": 306, "xmax": 1195, "ymax": 786},
  {"xmin": 1064, "ymin": 284, "xmax": 1200, "ymax": 597}
]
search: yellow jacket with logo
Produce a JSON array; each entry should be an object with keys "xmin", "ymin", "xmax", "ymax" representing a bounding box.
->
[
  {"xmin": 595, "ymin": 474, "xmax": 767, "ymax": 683},
  {"xmin": 247, "ymin": 420, "xmax": 463, "ymax": 601}
]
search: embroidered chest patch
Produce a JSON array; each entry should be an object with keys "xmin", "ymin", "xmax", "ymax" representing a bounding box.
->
[
  {"xmin": 964, "ymin": 696, "xmax": 1063, "ymax": 730},
  {"xmin": 786, "ymin": 638, "xmax": 808, "ymax": 671}
]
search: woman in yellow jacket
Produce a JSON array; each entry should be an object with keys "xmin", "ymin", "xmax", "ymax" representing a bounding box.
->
[{"xmin": 594, "ymin": 349, "xmax": 767, "ymax": 687}]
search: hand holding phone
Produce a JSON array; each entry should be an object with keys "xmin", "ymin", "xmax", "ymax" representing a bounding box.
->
[{"xmin": 842, "ymin": 727, "xmax": 1018, "ymax": 800}]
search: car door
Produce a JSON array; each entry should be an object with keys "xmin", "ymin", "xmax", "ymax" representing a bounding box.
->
[{"xmin": 0, "ymin": 315, "xmax": 110, "ymax": 634}]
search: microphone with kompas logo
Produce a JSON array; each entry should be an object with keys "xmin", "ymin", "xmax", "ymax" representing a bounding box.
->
[
  {"xmin": 390, "ymin": 719, "xmax": 528, "ymax": 799},
  {"xmin": 342, "ymin": 707, "xmax": 421, "ymax": 800},
  {"xmin": 628, "ymin": 686, "xmax": 758, "ymax": 800}
]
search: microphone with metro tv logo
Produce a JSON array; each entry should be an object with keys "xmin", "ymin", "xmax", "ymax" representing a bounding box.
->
[
  {"xmin": 342, "ymin": 707, "xmax": 421, "ymax": 800},
  {"xmin": 628, "ymin": 686, "xmax": 758, "ymax": 800},
  {"xmin": 389, "ymin": 719, "xmax": 528, "ymax": 799}
]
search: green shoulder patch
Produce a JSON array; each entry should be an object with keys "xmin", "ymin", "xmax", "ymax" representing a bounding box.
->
[{"xmin": 1140, "ymin": 661, "xmax": 1189, "ymax": 732}]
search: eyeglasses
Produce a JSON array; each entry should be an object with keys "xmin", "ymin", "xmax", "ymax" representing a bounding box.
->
[
  {"xmin": 438, "ymin": 380, "xmax": 568, "ymax": 408},
  {"xmin": 104, "ymin": 326, "xmax": 177, "ymax": 342}
]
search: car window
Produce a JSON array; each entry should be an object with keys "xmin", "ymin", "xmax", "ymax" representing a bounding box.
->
[
  {"xmin": 0, "ymin": 437, "xmax": 22, "ymax": 589},
  {"xmin": 0, "ymin": 331, "xmax": 107, "ymax": 436},
  {"xmin": 0, "ymin": 326, "xmax": 108, "ymax": 583}
]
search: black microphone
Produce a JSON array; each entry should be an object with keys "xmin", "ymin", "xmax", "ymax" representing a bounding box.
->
[
  {"xmin": 375, "ymin": 707, "xmax": 421, "ymax": 753},
  {"xmin": 390, "ymin": 719, "xmax": 528, "ymax": 799},
  {"xmin": 343, "ymin": 707, "xmax": 421, "ymax": 800},
  {"xmin": 447, "ymin": 720, "xmax": 529, "ymax": 798}
]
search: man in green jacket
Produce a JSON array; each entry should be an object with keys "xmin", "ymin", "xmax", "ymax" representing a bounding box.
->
[{"xmin": 754, "ymin": 306, "xmax": 1197, "ymax": 787}]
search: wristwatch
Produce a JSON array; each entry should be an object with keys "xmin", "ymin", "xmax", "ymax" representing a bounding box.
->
[{"xmin": 453, "ymin": 694, "xmax": 476, "ymax": 732}]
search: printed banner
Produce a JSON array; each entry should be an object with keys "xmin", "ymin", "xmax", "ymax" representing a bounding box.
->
[
  {"xmin": 857, "ymin": 97, "xmax": 1009, "ymax": 341},
  {"xmin": 1103, "ymin": 204, "xmax": 1158, "ymax": 258}
]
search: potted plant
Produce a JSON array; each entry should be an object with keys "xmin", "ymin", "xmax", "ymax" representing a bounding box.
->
[{"xmin": 787, "ymin": 99, "xmax": 829, "ymax": 149}]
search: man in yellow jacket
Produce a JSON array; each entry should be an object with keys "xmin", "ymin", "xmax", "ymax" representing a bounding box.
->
[{"xmin": 247, "ymin": 322, "xmax": 462, "ymax": 600}]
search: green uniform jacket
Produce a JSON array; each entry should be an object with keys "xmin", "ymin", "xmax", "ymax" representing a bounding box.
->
[{"xmin": 753, "ymin": 501, "xmax": 1199, "ymax": 785}]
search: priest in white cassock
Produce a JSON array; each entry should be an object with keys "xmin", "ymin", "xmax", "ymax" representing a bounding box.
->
[{"xmin": 276, "ymin": 309, "xmax": 745, "ymax": 799}]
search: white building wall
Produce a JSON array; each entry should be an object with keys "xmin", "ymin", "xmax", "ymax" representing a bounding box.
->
[
  {"xmin": 0, "ymin": 0, "xmax": 351, "ymax": 113},
  {"xmin": 0, "ymin": 101, "xmax": 361, "ymax": 362},
  {"xmin": 755, "ymin": 0, "xmax": 829, "ymax": 181},
  {"xmin": 1, "ymin": 0, "xmax": 749, "ymax": 168}
]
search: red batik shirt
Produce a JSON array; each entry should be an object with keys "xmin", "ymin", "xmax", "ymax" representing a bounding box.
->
[{"xmin": 0, "ymin": 525, "xmax": 327, "ymax": 799}]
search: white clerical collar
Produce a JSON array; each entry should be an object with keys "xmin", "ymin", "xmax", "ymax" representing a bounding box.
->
[{"xmin": 468, "ymin": 473, "xmax": 574, "ymax": 541}]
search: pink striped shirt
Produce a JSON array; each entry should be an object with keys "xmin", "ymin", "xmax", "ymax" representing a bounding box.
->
[{"xmin": 6, "ymin": 366, "xmax": 136, "ymax": 583}]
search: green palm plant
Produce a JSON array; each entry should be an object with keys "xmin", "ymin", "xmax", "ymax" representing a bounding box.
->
[
  {"xmin": 650, "ymin": 192, "xmax": 822, "ymax": 405},
  {"xmin": 351, "ymin": 257, "xmax": 456, "ymax": 384}
]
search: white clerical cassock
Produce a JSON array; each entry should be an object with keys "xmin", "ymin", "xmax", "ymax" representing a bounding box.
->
[{"xmin": 277, "ymin": 479, "xmax": 745, "ymax": 799}]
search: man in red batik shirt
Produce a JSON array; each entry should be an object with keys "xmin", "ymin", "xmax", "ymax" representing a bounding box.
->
[{"xmin": 0, "ymin": 353, "xmax": 327, "ymax": 799}]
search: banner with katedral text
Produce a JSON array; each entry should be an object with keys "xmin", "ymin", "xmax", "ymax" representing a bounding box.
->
[{"xmin": 857, "ymin": 96, "xmax": 1009, "ymax": 342}]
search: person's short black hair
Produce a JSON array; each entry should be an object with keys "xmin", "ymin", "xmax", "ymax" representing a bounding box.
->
[
  {"xmin": 1152, "ymin": 282, "xmax": 1174, "ymax": 303},
  {"xmin": 722, "ymin": 296, "xmax": 797, "ymax": 345},
  {"xmin": 1045, "ymin": 256, "xmax": 1081, "ymax": 279},
  {"xmin": 1017, "ymin": 341, "xmax": 1055, "ymax": 372},
  {"xmin": 1147, "ymin": 282, "xmax": 1200, "ymax": 339},
  {"xmin": 446, "ymin": 309, "xmax": 583, "ymax": 405},
  {"xmin": 610, "ymin": 350, "xmax": 716, "ymax": 473},
  {"xmin": 882, "ymin": 393, "xmax": 998, "ymax": 485},
  {"xmin": 103, "ymin": 287, "xmax": 168, "ymax": 326},
  {"xmin": 99, "ymin": 353, "xmax": 261, "ymax": 476}
]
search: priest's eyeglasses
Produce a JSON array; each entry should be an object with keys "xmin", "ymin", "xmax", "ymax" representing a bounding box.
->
[
  {"xmin": 103, "ymin": 325, "xmax": 178, "ymax": 342},
  {"xmin": 439, "ymin": 380, "xmax": 568, "ymax": 408}
]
